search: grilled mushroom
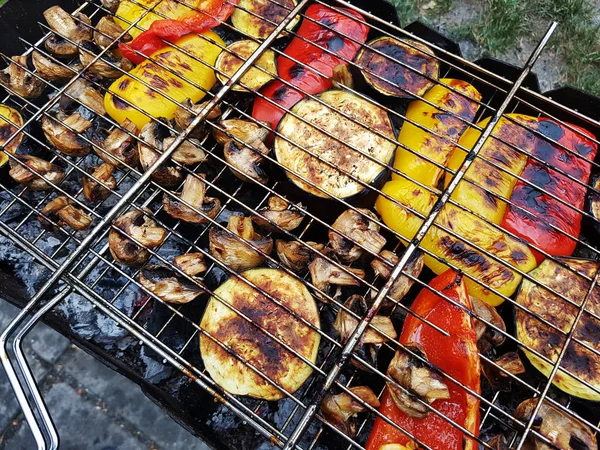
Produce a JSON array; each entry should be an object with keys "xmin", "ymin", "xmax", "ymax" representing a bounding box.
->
[
  {"xmin": 334, "ymin": 295, "xmax": 397, "ymax": 345},
  {"xmin": 139, "ymin": 265, "xmax": 203, "ymax": 304},
  {"xmin": 9, "ymin": 155, "xmax": 65, "ymax": 190},
  {"xmin": 38, "ymin": 195, "xmax": 72, "ymax": 230},
  {"xmin": 329, "ymin": 209, "xmax": 386, "ymax": 263},
  {"xmin": 173, "ymin": 99, "xmax": 221, "ymax": 138},
  {"xmin": 38, "ymin": 195, "xmax": 92, "ymax": 231},
  {"xmin": 60, "ymin": 78, "xmax": 106, "ymax": 116},
  {"xmin": 321, "ymin": 386, "xmax": 380, "ymax": 436},
  {"xmin": 109, "ymin": 209, "xmax": 167, "ymax": 266},
  {"xmin": 387, "ymin": 345, "xmax": 450, "ymax": 419},
  {"xmin": 31, "ymin": 51, "xmax": 76, "ymax": 82},
  {"xmin": 470, "ymin": 295, "xmax": 506, "ymax": 346},
  {"xmin": 212, "ymin": 119, "xmax": 269, "ymax": 147},
  {"xmin": 209, "ymin": 215, "xmax": 273, "ymax": 271},
  {"xmin": 253, "ymin": 196, "xmax": 304, "ymax": 232},
  {"xmin": 275, "ymin": 240, "xmax": 325, "ymax": 272},
  {"xmin": 94, "ymin": 16, "xmax": 132, "ymax": 49},
  {"xmin": 331, "ymin": 64, "xmax": 354, "ymax": 89},
  {"xmin": 515, "ymin": 398, "xmax": 597, "ymax": 450},
  {"xmin": 480, "ymin": 344, "xmax": 525, "ymax": 391},
  {"xmin": 163, "ymin": 174, "xmax": 221, "ymax": 223},
  {"xmin": 138, "ymin": 121, "xmax": 183, "ymax": 188},
  {"xmin": 223, "ymin": 139, "xmax": 270, "ymax": 183},
  {"xmin": 42, "ymin": 112, "xmax": 92, "ymax": 157},
  {"xmin": 0, "ymin": 56, "xmax": 45, "ymax": 98},
  {"xmin": 57, "ymin": 204, "xmax": 93, "ymax": 230},
  {"xmin": 100, "ymin": 0, "xmax": 119, "ymax": 12},
  {"xmin": 165, "ymin": 137, "xmax": 206, "ymax": 166},
  {"xmin": 589, "ymin": 175, "xmax": 600, "ymax": 231},
  {"xmin": 173, "ymin": 252, "xmax": 207, "ymax": 277},
  {"xmin": 371, "ymin": 250, "xmax": 424, "ymax": 303},
  {"xmin": 82, "ymin": 163, "xmax": 117, "ymax": 202},
  {"xmin": 95, "ymin": 119, "xmax": 138, "ymax": 168},
  {"xmin": 309, "ymin": 257, "xmax": 365, "ymax": 297},
  {"xmin": 79, "ymin": 40, "xmax": 133, "ymax": 79},
  {"xmin": 43, "ymin": 6, "xmax": 92, "ymax": 57}
]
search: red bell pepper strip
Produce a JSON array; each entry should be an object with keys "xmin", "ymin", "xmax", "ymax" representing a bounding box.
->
[
  {"xmin": 366, "ymin": 270, "xmax": 480, "ymax": 450},
  {"xmin": 501, "ymin": 119, "xmax": 597, "ymax": 263}
]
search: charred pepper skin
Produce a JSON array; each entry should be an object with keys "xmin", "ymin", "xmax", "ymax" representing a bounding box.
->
[{"xmin": 366, "ymin": 270, "xmax": 480, "ymax": 450}]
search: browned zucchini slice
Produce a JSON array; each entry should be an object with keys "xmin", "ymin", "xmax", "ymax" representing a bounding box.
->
[
  {"xmin": 515, "ymin": 258, "xmax": 600, "ymax": 401},
  {"xmin": 231, "ymin": 0, "xmax": 300, "ymax": 40},
  {"xmin": 200, "ymin": 268, "xmax": 320, "ymax": 400},
  {"xmin": 215, "ymin": 40, "xmax": 277, "ymax": 92},
  {"xmin": 355, "ymin": 37, "xmax": 439, "ymax": 99},
  {"xmin": 0, "ymin": 104, "xmax": 24, "ymax": 164},
  {"xmin": 274, "ymin": 90, "xmax": 396, "ymax": 199}
]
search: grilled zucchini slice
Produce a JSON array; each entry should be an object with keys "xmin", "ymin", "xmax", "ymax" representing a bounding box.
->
[
  {"xmin": 200, "ymin": 268, "xmax": 320, "ymax": 400},
  {"xmin": 0, "ymin": 104, "xmax": 24, "ymax": 166},
  {"xmin": 215, "ymin": 40, "xmax": 276, "ymax": 92},
  {"xmin": 274, "ymin": 90, "xmax": 396, "ymax": 199},
  {"xmin": 231, "ymin": 0, "xmax": 300, "ymax": 40},
  {"xmin": 515, "ymin": 258, "xmax": 600, "ymax": 401}
]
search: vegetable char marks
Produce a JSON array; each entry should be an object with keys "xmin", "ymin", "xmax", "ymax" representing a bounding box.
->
[{"xmin": 200, "ymin": 268, "xmax": 320, "ymax": 400}]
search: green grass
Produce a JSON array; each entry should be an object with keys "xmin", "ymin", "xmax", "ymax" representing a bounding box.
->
[
  {"xmin": 472, "ymin": 0, "xmax": 525, "ymax": 55},
  {"xmin": 530, "ymin": 0, "xmax": 596, "ymax": 33},
  {"xmin": 391, "ymin": 0, "xmax": 421, "ymax": 26}
]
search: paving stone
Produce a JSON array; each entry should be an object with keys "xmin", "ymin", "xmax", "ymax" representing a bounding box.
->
[{"xmin": 28, "ymin": 322, "xmax": 70, "ymax": 364}]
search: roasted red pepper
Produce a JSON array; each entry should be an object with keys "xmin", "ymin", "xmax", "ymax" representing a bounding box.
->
[
  {"xmin": 501, "ymin": 119, "xmax": 597, "ymax": 263},
  {"xmin": 252, "ymin": 4, "xmax": 368, "ymax": 136},
  {"xmin": 366, "ymin": 270, "xmax": 480, "ymax": 450}
]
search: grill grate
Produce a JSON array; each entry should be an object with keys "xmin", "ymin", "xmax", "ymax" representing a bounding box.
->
[{"xmin": 0, "ymin": 0, "xmax": 599, "ymax": 449}]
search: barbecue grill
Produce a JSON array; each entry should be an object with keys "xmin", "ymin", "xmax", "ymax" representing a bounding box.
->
[{"xmin": 0, "ymin": 0, "xmax": 599, "ymax": 449}]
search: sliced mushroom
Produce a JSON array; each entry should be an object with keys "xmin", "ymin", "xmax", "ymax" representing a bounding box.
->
[
  {"xmin": 515, "ymin": 398, "xmax": 597, "ymax": 450},
  {"xmin": 371, "ymin": 250, "xmax": 424, "ymax": 303},
  {"xmin": 138, "ymin": 121, "xmax": 183, "ymax": 188},
  {"xmin": 31, "ymin": 51, "xmax": 76, "ymax": 81},
  {"xmin": 43, "ymin": 7, "xmax": 92, "ymax": 57},
  {"xmin": 309, "ymin": 257, "xmax": 365, "ymax": 297},
  {"xmin": 212, "ymin": 119, "xmax": 269, "ymax": 147},
  {"xmin": 173, "ymin": 252, "xmax": 207, "ymax": 277},
  {"xmin": 331, "ymin": 64, "xmax": 354, "ymax": 89},
  {"xmin": 321, "ymin": 386, "xmax": 380, "ymax": 436},
  {"xmin": 209, "ymin": 215, "xmax": 273, "ymax": 271},
  {"xmin": 82, "ymin": 163, "xmax": 117, "ymax": 202},
  {"xmin": 173, "ymin": 99, "xmax": 221, "ymax": 138},
  {"xmin": 95, "ymin": 119, "xmax": 138, "ymax": 168},
  {"xmin": 38, "ymin": 195, "xmax": 92, "ymax": 231},
  {"xmin": 139, "ymin": 265, "xmax": 203, "ymax": 304},
  {"xmin": 57, "ymin": 204, "xmax": 93, "ymax": 230},
  {"xmin": 329, "ymin": 209, "xmax": 386, "ymax": 263},
  {"xmin": 0, "ymin": 56, "xmax": 45, "ymax": 98},
  {"xmin": 166, "ymin": 137, "xmax": 206, "ymax": 166},
  {"xmin": 480, "ymin": 343, "xmax": 525, "ymax": 391},
  {"xmin": 100, "ymin": 0, "xmax": 119, "ymax": 12},
  {"xmin": 253, "ymin": 196, "xmax": 305, "ymax": 232},
  {"xmin": 9, "ymin": 155, "xmax": 65, "ymax": 190},
  {"xmin": 163, "ymin": 174, "xmax": 221, "ymax": 223},
  {"xmin": 42, "ymin": 112, "xmax": 92, "ymax": 157},
  {"xmin": 38, "ymin": 195, "xmax": 72, "ymax": 230},
  {"xmin": 94, "ymin": 16, "xmax": 132, "ymax": 49},
  {"xmin": 387, "ymin": 345, "xmax": 450, "ymax": 419},
  {"xmin": 487, "ymin": 435, "xmax": 509, "ymax": 450},
  {"xmin": 275, "ymin": 240, "xmax": 325, "ymax": 272},
  {"xmin": 79, "ymin": 40, "xmax": 133, "ymax": 79},
  {"xmin": 223, "ymin": 139, "xmax": 270, "ymax": 183},
  {"xmin": 334, "ymin": 295, "xmax": 397, "ymax": 345},
  {"xmin": 60, "ymin": 78, "xmax": 106, "ymax": 116},
  {"xmin": 470, "ymin": 295, "xmax": 506, "ymax": 346},
  {"xmin": 109, "ymin": 209, "xmax": 167, "ymax": 266}
]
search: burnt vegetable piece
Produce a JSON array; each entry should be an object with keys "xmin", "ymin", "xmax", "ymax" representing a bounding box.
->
[
  {"xmin": 109, "ymin": 209, "xmax": 167, "ymax": 266},
  {"xmin": 94, "ymin": 16, "xmax": 132, "ymax": 49},
  {"xmin": 253, "ymin": 196, "xmax": 304, "ymax": 232},
  {"xmin": 370, "ymin": 250, "xmax": 424, "ymax": 303},
  {"xmin": 0, "ymin": 56, "xmax": 45, "ymax": 98},
  {"xmin": 173, "ymin": 99, "xmax": 221, "ymax": 139},
  {"xmin": 38, "ymin": 196, "xmax": 92, "ymax": 231},
  {"xmin": 139, "ymin": 265, "xmax": 203, "ymax": 304},
  {"xmin": 60, "ymin": 78, "xmax": 106, "ymax": 116},
  {"xmin": 96, "ymin": 119, "xmax": 139, "ymax": 168},
  {"xmin": 309, "ymin": 257, "xmax": 365, "ymax": 296},
  {"xmin": 43, "ymin": 6, "xmax": 92, "ymax": 57},
  {"xmin": 329, "ymin": 209, "xmax": 386, "ymax": 263},
  {"xmin": 173, "ymin": 252, "xmax": 207, "ymax": 277},
  {"xmin": 215, "ymin": 41, "xmax": 276, "ymax": 92},
  {"xmin": 209, "ymin": 216, "xmax": 273, "ymax": 271},
  {"xmin": 79, "ymin": 40, "xmax": 134, "ymax": 79},
  {"xmin": 31, "ymin": 51, "xmax": 76, "ymax": 82},
  {"xmin": 42, "ymin": 112, "xmax": 92, "ymax": 157},
  {"xmin": 82, "ymin": 163, "xmax": 117, "ymax": 202},
  {"xmin": 334, "ymin": 295, "xmax": 397, "ymax": 345},
  {"xmin": 231, "ymin": 0, "xmax": 300, "ymax": 39},
  {"xmin": 515, "ymin": 398, "xmax": 597, "ymax": 450},
  {"xmin": 356, "ymin": 37, "xmax": 439, "ymax": 99},
  {"xmin": 321, "ymin": 386, "xmax": 380, "ymax": 436},
  {"xmin": 200, "ymin": 268, "xmax": 320, "ymax": 400},
  {"xmin": 275, "ymin": 240, "xmax": 324, "ymax": 272},
  {"xmin": 9, "ymin": 155, "xmax": 65, "ymax": 190},
  {"xmin": 163, "ymin": 174, "xmax": 221, "ymax": 224}
]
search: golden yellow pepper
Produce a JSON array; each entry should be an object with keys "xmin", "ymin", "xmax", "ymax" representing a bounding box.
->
[
  {"xmin": 0, "ymin": 104, "xmax": 24, "ymax": 168},
  {"xmin": 104, "ymin": 31, "xmax": 224, "ymax": 129}
]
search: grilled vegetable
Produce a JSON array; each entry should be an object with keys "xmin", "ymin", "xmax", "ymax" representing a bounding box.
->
[
  {"xmin": 392, "ymin": 79, "xmax": 481, "ymax": 187},
  {"xmin": 200, "ymin": 268, "xmax": 320, "ymax": 400},
  {"xmin": 376, "ymin": 176, "xmax": 538, "ymax": 306},
  {"xmin": 39, "ymin": 196, "xmax": 92, "ymax": 231},
  {"xmin": 371, "ymin": 250, "xmax": 424, "ymax": 303},
  {"xmin": 139, "ymin": 265, "xmax": 203, "ymax": 304},
  {"xmin": 515, "ymin": 398, "xmax": 597, "ymax": 450},
  {"xmin": 356, "ymin": 37, "xmax": 438, "ymax": 99},
  {"xmin": 79, "ymin": 40, "xmax": 134, "ymax": 79},
  {"xmin": 105, "ymin": 31, "xmax": 224, "ymax": 129},
  {"xmin": 31, "ymin": 51, "xmax": 76, "ymax": 82},
  {"xmin": 223, "ymin": 138, "xmax": 270, "ymax": 183},
  {"xmin": 163, "ymin": 174, "xmax": 221, "ymax": 223},
  {"xmin": 109, "ymin": 209, "xmax": 167, "ymax": 266},
  {"xmin": 231, "ymin": 0, "xmax": 299, "ymax": 39},
  {"xmin": 173, "ymin": 99, "xmax": 221, "ymax": 138},
  {"xmin": 173, "ymin": 252, "xmax": 207, "ymax": 277},
  {"xmin": 275, "ymin": 90, "xmax": 396, "ymax": 199},
  {"xmin": 43, "ymin": 6, "xmax": 91, "ymax": 57},
  {"xmin": 515, "ymin": 258, "xmax": 600, "ymax": 401},
  {"xmin": 212, "ymin": 118, "xmax": 268, "ymax": 147},
  {"xmin": 215, "ymin": 40, "xmax": 276, "ymax": 92},
  {"xmin": 589, "ymin": 175, "xmax": 600, "ymax": 230},
  {"xmin": 209, "ymin": 216, "xmax": 273, "ymax": 271},
  {"xmin": 366, "ymin": 270, "xmax": 480, "ymax": 450},
  {"xmin": 470, "ymin": 295, "xmax": 505, "ymax": 346},
  {"xmin": 8, "ymin": 155, "xmax": 65, "ymax": 190},
  {"xmin": 95, "ymin": 119, "xmax": 139, "ymax": 169},
  {"xmin": 38, "ymin": 196, "xmax": 72, "ymax": 230},
  {"xmin": 329, "ymin": 209, "xmax": 386, "ymax": 263},
  {"xmin": 275, "ymin": 240, "xmax": 324, "ymax": 271},
  {"xmin": 94, "ymin": 16, "xmax": 132, "ymax": 49},
  {"xmin": 42, "ymin": 112, "xmax": 92, "ymax": 157},
  {"xmin": 309, "ymin": 257, "xmax": 365, "ymax": 299},
  {"xmin": 60, "ymin": 78, "xmax": 106, "ymax": 116},
  {"xmin": 333, "ymin": 295, "xmax": 397, "ymax": 345},
  {"xmin": 0, "ymin": 56, "xmax": 45, "ymax": 99},
  {"xmin": 251, "ymin": 80, "xmax": 304, "ymax": 138},
  {"xmin": 0, "ymin": 105, "xmax": 24, "ymax": 166},
  {"xmin": 82, "ymin": 163, "xmax": 117, "ymax": 202},
  {"xmin": 321, "ymin": 386, "xmax": 380, "ymax": 437},
  {"xmin": 253, "ymin": 196, "xmax": 304, "ymax": 232}
]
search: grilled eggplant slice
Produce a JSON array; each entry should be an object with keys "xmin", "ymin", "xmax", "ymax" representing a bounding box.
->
[
  {"xmin": 355, "ymin": 37, "xmax": 438, "ymax": 99},
  {"xmin": 139, "ymin": 265, "xmax": 203, "ymax": 304},
  {"xmin": 274, "ymin": 90, "xmax": 396, "ymax": 199},
  {"xmin": 589, "ymin": 175, "xmax": 600, "ymax": 231},
  {"xmin": 0, "ymin": 104, "xmax": 24, "ymax": 157},
  {"xmin": 231, "ymin": 0, "xmax": 300, "ymax": 39},
  {"xmin": 215, "ymin": 41, "xmax": 276, "ymax": 92},
  {"xmin": 200, "ymin": 268, "xmax": 320, "ymax": 400},
  {"xmin": 515, "ymin": 258, "xmax": 600, "ymax": 401}
]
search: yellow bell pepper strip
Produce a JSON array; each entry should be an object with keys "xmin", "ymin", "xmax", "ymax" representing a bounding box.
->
[
  {"xmin": 376, "ymin": 177, "xmax": 538, "ymax": 306},
  {"xmin": 104, "ymin": 31, "xmax": 224, "ymax": 129},
  {"xmin": 392, "ymin": 79, "xmax": 481, "ymax": 188},
  {"xmin": 444, "ymin": 114, "xmax": 538, "ymax": 223},
  {"xmin": 0, "ymin": 104, "xmax": 24, "ymax": 168}
]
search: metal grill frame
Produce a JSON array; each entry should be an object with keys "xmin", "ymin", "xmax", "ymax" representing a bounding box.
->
[{"xmin": 0, "ymin": 0, "xmax": 599, "ymax": 449}]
